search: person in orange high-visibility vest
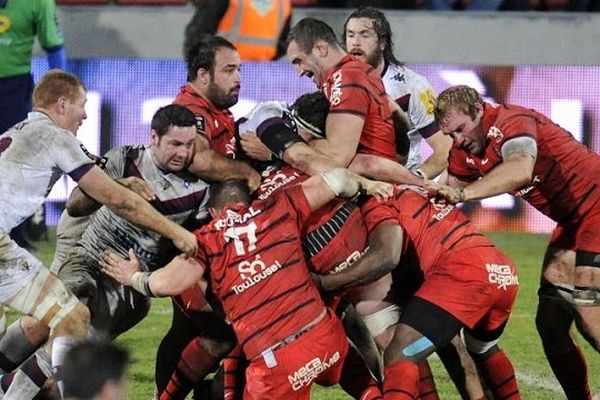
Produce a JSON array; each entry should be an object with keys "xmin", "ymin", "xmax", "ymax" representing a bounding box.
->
[{"xmin": 184, "ymin": 0, "xmax": 291, "ymax": 61}]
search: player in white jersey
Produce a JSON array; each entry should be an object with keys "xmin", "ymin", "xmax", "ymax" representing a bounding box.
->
[
  {"xmin": 0, "ymin": 71, "xmax": 197, "ymax": 398},
  {"xmin": 0, "ymin": 104, "xmax": 210, "ymax": 399},
  {"xmin": 343, "ymin": 7, "xmax": 452, "ymax": 180}
]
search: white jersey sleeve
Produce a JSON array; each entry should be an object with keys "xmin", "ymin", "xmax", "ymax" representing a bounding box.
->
[
  {"xmin": 238, "ymin": 101, "xmax": 289, "ymax": 136},
  {"xmin": 382, "ymin": 64, "xmax": 439, "ymax": 170}
]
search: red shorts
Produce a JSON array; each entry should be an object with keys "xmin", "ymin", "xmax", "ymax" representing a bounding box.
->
[
  {"xmin": 549, "ymin": 208, "xmax": 600, "ymax": 254},
  {"xmin": 416, "ymin": 247, "xmax": 518, "ymax": 331},
  {"xmin": 243, "ymin": 309, "xmax": 348, "ymax": 400}
]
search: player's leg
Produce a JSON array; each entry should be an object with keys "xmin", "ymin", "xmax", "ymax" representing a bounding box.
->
[
  {"xmin": 537, "ymin": 228, "xmax": 592, "ymax": 400},
  {"xmin": 382, "ymin": 297, "xmax": 460, "ymax": 400},
  {"xmin": 0, "ymin": 316, "xmax": 48, "ymax": 375},
  {"xmin": 3, "ymin": 268, "xmax": 89, "ymax": 398},
  {"xmin": 436, "ymin": 335, "xmax": 486, "ymax": 400},
  {"xmin": 463, "ymin": 324, "xmax": 519, "ymax": 400}
]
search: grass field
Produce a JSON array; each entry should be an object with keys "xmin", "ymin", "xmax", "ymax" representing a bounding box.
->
[{"xmin": 32, "ymin": 230, "xmax": 600, "ymax": 399}]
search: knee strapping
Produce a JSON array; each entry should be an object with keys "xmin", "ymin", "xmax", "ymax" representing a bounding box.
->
[{"xmin": 362, "ymin": 304, "xmax": 401, "ymax": 337}]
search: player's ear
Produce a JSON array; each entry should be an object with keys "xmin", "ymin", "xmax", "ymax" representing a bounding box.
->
[
  {"xmin": 197, "ymin": 67, "xmax": 210, "ymax": 86},
  {"xmin": 208, "ymin": 207, "xmax": 217, "ymax": 218},
  {"xmin": 314, "ymin": 40, "xmax": 328, "ymax": 58},
  {"xmin": 150, "ymin": 130, "xmax": 159, "ymax": 147}
]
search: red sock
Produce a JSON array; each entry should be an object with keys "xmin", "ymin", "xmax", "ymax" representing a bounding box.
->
[
  {"xmin": 222, "ymin": 344, "xmax": 247, "ymax": 400},
  {"xmin": 383, "ymin": 360, "xmax": 419, "ymax": 400},
  {"xmin": 546, "ymin": 345, "xmax": 591, "ymax": 400},
  {"xmin": 339, "ymin": 349, "xmax": 383, "ymax": 399},
  {"xmin": 159, "ymin": 337, "xmax": 219, "ymax": 400},
  {"xmin": 417, "ymin": 360, "xmax": 439, "ymax": 400},
  {"xmin": 476, "ymin": 349, "xmax": 520, "ymax": 400}
]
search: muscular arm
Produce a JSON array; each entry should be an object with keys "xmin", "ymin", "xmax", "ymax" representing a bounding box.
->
[
  {"xmin": 189, "ymin": 142, "xmax": 261, "ymax": 191},
  {"xmin": 316, "ymin": 223, "xmax": 403, "ymax": 292},
  {"xmin": 306, "ymin": 113, "xmax": 364, "ymax": 167},
  {"xmin": 349, "ymin": 154, "xmax": 422, "ymax": 186},
  {"xmin": 419, "ymin": 131, "xmax": 453, "ymax": 180},
  {"xmin": 148, "ymin": 255, "xmax": 205, "ymax": 297},
  {"xmin": 75, "ymin": 166, "xmax": 197, "ymax": 255},
  {"xmin": 67, "ymin": 176, "xmax": 156, "ymax": 217},
  {"xmin": 461, "ymin": 152, "xmax": 535, "ymax": 201}
]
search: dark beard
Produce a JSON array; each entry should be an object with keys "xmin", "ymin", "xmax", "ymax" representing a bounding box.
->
[
  {"xmin": 366, "ymin": 48, "xmax": 384, "ymax": 69},
  {"xmin": 207, "ymin": 81, "xmax": 239, "ymax": 109}
]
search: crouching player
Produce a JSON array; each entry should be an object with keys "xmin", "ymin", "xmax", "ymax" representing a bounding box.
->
[
  {"xmin": 101, "ymin": 169, "xmax": 392, "ymax": 399},
  {"xmin": 315, "ymin": 185, "xmax": 521, "ymax": 400}
]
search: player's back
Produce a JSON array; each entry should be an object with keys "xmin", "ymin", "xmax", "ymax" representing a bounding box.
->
[
  {"xmin": 363, "ymin": 185, "xmax": 493, "ymax": 272},
  {"xmin": 196, "ymin": 185, "xmax": 326, "ymax": 360}
]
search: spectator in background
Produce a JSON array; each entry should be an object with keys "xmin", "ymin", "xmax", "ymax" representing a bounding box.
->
[
  {"xmin": 183, "ymin": 0, "xmax": 291, "ymax": 61},
  {"xmin": 62, "ymin": 341, "xmax": 130, "ymax": 400},
  {"xmin": 0, "ymin": 0, "xmax": 67, "ymax": 251}
]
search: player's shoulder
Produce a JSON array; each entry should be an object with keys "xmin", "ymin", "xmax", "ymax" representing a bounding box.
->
[{"xmin": 383, "ymin": 64, "xmax": 433, "ymax": 94}]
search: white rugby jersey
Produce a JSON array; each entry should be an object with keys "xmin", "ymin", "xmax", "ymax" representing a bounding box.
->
[
  {"xmin": 238, "ymin": 101, "xmax": 290, "ymax": 137},
  {"xmin": 0, "ymin": 112, "xmax": 95, "ymax": 234},
  {"xmin": 79, "ymin": 145, "xmax": 210, "ymax": 272},
  {"xmin": 382, "ymin": 63, "xmax": 439, "ymax": 170}
]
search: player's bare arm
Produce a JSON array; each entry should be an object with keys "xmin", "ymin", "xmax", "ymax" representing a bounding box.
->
[
  {"xmin": 315, "ymin": 223, "xmax": 403, "ymax": 292},
  {"xmin": 309, "ymin": 112, "xmax": 364, "ymax": 167},
  {"xmin": 66, "ymin": 176, "xmax": 155, "ymax": 217},
  {"xmin": 189, "ymin": 146, "xmax": 261, "ymax": 192},
  {"xmin": 100, "ymin": 249, "xmax": 204, "ymax": 297},
  {"xmin": 76, "ymin": 166, "xmax": 198, "ymax": 256},
  {"xmin": 349, "ymin": 154, "xmax": 422, "ymax": 186},
  {"xmin": 240, "ymin": 132, "xmax": 272, "ymax": 162},
  {"xmin": 419, "ymin": 131, "xmax": 453, "ymax": 180}
]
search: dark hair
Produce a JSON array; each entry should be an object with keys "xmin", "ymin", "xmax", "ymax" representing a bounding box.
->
[
  {"xmin": 62, "ymin": 341, "xmax": 129, "ymax": 399},
  {"xmin": 186, "ymin": 35, "xmax": 237, "ymax": 82},
  {"xmin": 207, "ymin": 180, "xmax": 251, "ymax": 210},
  {"xmin": 290, "ymin": 91, "xmax": 329, "ymax": 135},
  {"xmin": 342, "ymin": 7, "xmax": 403, "ymax": 66},
  {"xmin": 151, "ymin": 104, "xmax": 197, "ymax": 137},
  {"xmin": 286, "ymin": 18, "xmax": 340, "ymax": 54}
]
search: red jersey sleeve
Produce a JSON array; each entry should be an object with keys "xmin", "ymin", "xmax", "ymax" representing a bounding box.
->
[
  {"xmin": 360, "ymin": 197, "xmax": 397, "ymax": 234},
  {"xmin": 282, "ymin": 184, "xmax": 313, "ymax": 227},
  {"xmin": 495, "ymin": 113, "xmax": 538, "ymax": 145}
]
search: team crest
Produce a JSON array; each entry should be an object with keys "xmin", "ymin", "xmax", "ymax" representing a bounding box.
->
[
  {"xmin": 195, "ymin": 116, "xmax": 206, "ymax": 133},
  {"xmin": 487, "ymin": 126, "xmax": 503, "ymax": 142}
]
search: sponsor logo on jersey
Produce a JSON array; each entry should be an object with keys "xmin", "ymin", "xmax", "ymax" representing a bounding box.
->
[
  {"xmin": 486, "ymin": 263, "xmax": 519, "ymax": 290},
  {"xmin": 288, "ymin": 352, "xmax": 341, "ymax": 391},
  {"xmin": 329, "ymin": 247, "xmax": 369, "ymax": 274},
  {"xmin": 431, "ymin": 202, "xmax": 454, "ymax": 221},
  {"xmin": 486, "ymin": 126, "xmax": 504, "ymax": 142},
  {"xmin": 258, "ymin": 170, "xmax": 301, "ymax": 200},
  {"xmin": 232, "ymin": 255, "xmax": 282, "ymax": 294},
  {"xmin": 214, "ymin": 207, "xmax": 261, "ymax": 230},
  {"xmin": 514, "ymin": 175, "xmax": 540, "ymax": 197},
  {"xmin": 466, "ymin": 157, "xmax": 475, "ymax": 165},
  {"xmin": 329, "ymin": 71, "xmax": 343, "ymax": 106},
  {"xmin": 420, "ymin": 88, "xmax": 436, "ymax": 115}
]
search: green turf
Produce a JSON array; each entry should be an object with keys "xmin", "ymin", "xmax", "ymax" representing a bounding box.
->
[{"xmin": 29, "ymin": 230, "xmax": 600, "ymax": 398}]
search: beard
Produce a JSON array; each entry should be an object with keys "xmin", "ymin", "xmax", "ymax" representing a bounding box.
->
[
  {"xmin": 207, "ymin": 80, "xmax": 239, "ymax": 109},
  {"xmin": 365, "ymin": 48, "xmax": 384, "ymax": 69}
]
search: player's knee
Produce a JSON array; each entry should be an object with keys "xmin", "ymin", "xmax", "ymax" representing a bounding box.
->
[
  {"xmin": 20, "ymin": 316, "xmax": 50, "ymax": 345},
  {"xmin": 54, "ymin": 301, "xmax": 90, "ymax": 339},
  {"xmin": 200, "ymin": 336, "xmax": 235, "ymax": 359},
  {"xmin": 463, "ymin": 330, "xmax": 499, "ymax": 361}
]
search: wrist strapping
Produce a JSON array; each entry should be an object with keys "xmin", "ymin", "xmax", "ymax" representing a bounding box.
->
[
  {"xmin": 130, "ymin": 271, "xmax": 155, "ymax": 297},
  {"xmin": 320, "ymin": 168, "xmax": 360, "ymax": 199},
  {"xmin": 458, "ymin": 187, "xmax": 466, "ymax": 202}
]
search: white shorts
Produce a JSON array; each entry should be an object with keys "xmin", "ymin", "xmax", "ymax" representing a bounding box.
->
[{"xmin": 0, "ymin": 234, "xmax": 44, "ymax": 302}]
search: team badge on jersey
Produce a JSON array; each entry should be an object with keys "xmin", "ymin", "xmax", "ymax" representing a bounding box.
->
[
  {"xmin": 195, "ymin": 116, "xmax": 206, "ymax": 133},
  {"xmin": 487, "ymin": 126, "xmax": 504, "ymax": 142}
]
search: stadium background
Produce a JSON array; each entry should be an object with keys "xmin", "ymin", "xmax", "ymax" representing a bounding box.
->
[{"xmin": 34, "ymin": 4, "xmax": 600, "ymax": 234}]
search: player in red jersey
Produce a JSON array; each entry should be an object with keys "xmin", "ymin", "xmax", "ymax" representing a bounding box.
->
[
  {"xmin": 156, "ymin": 35, "xmax": 262, "ymax": 400},
  {"xmin": 100, "ymin": 169, "xmax": 392, "ymax": 400},
  {"xmin": 429, "ymin": 85, "xmax": 600, "ymax": 400},
  {"xmin": 315, "ymin": 185, "xmax": 521, "ymax": 400},
  {"xmin": 264, "ymin": 17, "xmax": 419, "ymax": 186}
]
